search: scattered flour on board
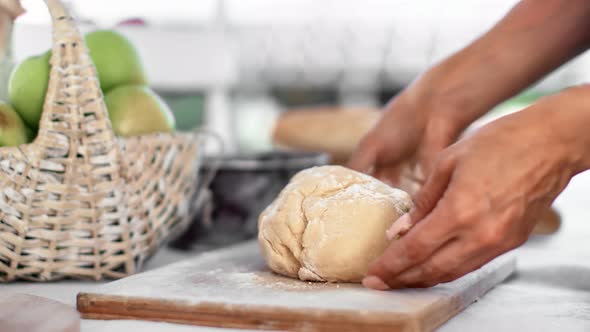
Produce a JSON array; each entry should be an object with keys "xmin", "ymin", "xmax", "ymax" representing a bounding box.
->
[{"xmin": 87, "ymin": 240, "xmax": 515, "ymax": 314}]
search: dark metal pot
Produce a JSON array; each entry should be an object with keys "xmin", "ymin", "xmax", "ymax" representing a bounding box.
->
[{"xmin": 169, "ymin": 151, "xmax": 328, "ymax": 250}]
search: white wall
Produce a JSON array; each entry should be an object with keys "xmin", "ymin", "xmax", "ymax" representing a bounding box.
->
[{"xmin": 12, "ymin": 0, "xmax": 590, "ymax": 92}]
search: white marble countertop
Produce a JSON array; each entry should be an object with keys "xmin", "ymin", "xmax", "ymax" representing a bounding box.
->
[{"xmin": 5, "ymin": 172, "xmax": 590, "ymax": 332}]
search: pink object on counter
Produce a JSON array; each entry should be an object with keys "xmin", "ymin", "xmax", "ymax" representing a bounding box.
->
[{"xmin": 117, "ymin": 18, "xmax": 146, "ymax": 26}]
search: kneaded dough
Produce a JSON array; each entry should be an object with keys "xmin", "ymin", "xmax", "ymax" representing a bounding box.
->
[{"xmin": 258, "ymin": 165, "xmax": 413, "ymax": 282}]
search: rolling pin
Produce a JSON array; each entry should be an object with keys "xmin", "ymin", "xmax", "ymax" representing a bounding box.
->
[{"xmin": 272, "ymin": 107, "xmax": 381, "ymax": 164}]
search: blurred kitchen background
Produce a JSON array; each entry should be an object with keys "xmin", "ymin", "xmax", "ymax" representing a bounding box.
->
[
  {"xmin": 15, "ymin": 0, "xmax": 590, "ymax": 152},
  {"xmin": 10, "ymin": 0, "xmax": 587, "ymax": 248}
]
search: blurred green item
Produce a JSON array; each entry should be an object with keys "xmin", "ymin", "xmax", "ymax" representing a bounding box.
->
[
  {"xmin": 490, "ymin": 90, "xmax": 543, "ymax": 116},
  {"xmin": 161, "ymin": 93, "xmax": 205, "ymax": 131},
  {"xmin": 467, "ymin": 90, "xmax": 546, "ymax": 133}
]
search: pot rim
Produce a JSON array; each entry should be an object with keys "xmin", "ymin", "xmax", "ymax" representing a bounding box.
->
[{"xmin": 201, "ymin": 152, "xmax": 329, "ymax": 171}]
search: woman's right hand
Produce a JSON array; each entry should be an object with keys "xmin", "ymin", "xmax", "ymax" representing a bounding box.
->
[
  {"xmin": 350, "ymin": 0, "xmax": 590, "ymax": 196},
  {"xmin": 348, "ymin": 72, "xmax": 467, "ymax": 196}
]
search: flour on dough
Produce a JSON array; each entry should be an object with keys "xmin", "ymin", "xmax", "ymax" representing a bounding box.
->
[{"xmin": 258, "ymin": 165, "xmax": 413, "ymax": 282}]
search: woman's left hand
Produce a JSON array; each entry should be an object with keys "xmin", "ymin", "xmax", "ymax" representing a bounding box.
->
[{"xmin": 363, "ymin": 86, "xmax": 590, "ymax": 290}]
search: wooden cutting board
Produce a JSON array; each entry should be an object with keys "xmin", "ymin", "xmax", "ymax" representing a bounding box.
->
[{"xmin": 78, "ymin": 241, "xmax": 515, "ymax": 332}]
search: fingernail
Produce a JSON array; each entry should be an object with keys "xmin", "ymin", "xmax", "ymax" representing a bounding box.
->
[
  {"xmin": 362, "ymin": 276, "xmax": 390, "ymax": 290},
  {"xmin": 386, "ymin": 213, "xmax": 411, "ymax": 240}
]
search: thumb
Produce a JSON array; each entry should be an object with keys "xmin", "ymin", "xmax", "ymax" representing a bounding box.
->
[{"xmin": 386, "ymin": 153, "xmax": 456, "ymax": 239}]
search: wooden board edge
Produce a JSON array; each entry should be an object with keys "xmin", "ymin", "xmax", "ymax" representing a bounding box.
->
[
  {"xmin": 77, "ymin": 293, "xmax": 415, "ymax": 332},
  {"xmin": 76, "ymin": 254, "xmax": 516, "ymax": 332},
  {"xmin": 419, "ymin": 254, "xmax": 517, "ymax": 331}
]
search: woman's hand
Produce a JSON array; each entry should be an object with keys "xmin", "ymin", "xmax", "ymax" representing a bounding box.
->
[
  {"xmin": 351, "ymin": 0, "xmax": 590, "ymax": 290},
  {"xmin": 362, "ymin": 86, "xmax": 590, "ymax": 290},
  {"xmin": 349, "ymin": 74, "xmax": 467, "ymax": 195},
  {"xmin": 351, "ymin": 0, "xmax": 590, "ymax": 195}
]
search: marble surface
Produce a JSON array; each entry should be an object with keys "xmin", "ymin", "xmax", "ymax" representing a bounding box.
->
[{"xmin": 5, "ymin": 171, "xmax": 590, "ymax": 332}]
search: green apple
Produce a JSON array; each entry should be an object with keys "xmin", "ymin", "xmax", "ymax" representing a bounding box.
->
[
  {"xmin": 8, "ymin": 51, "xmax": 51, "ymax": 130},
  {"xmin": 0, "ymin": 101, "xmax": 32, "ymax": 146},
  {"xmin": 86, "ymin": 30, "xmax": 148, "ymax": 92},
  {"xmin": 104, "ymin": 85, "xmax": 175, "ymax": 137}
]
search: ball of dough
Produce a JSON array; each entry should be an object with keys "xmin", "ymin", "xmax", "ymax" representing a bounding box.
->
[{"xmin": 258, "ymin": 165, "xmax": 413, "ymax": 282}]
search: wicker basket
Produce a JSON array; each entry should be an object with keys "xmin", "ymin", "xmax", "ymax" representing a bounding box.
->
[{"xmin": 0, "ymin": 0, "xmax": 205, "ymax": 281}]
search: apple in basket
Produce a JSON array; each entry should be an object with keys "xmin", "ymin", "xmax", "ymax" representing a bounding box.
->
[
  {"xmin": 105, "ymin": 85, "xmax": 175, "ymax": 137},
  {"xmin": 7, "ymin": 50, "xmax": 50, "ymax": 130},
  {"xmin": 0, "ymin": 101, "xmax": 31, "ymax": 146},
  {"xmin": 85, "ymin": 30, "xmax": 148, "ymax": 92},
  {"xmin": 6, "ymin": 29, "xmax": 170, "ymax": 144}
]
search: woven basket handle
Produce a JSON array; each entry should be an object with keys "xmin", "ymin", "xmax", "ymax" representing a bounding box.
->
[{"xmin": 36, "ymin": 0, "xmax": 119, "ymax": 158}]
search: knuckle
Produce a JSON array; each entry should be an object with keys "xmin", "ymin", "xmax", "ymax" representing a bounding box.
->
[
  {"xmin": 454, "ymin": 212, "xmax": 472, "ymax": 229},
  {"xmin": 452, "ymin": 206, "xmax": 476, "ymax": 230},
  {"xmin": 451, "ymin": 197, "xmax": 488, "ymax": 230},
  {"xmin": 396, "ymin": 268, "xmax": 423, "ymax": 285},
  {"xmin": 379, "ymin": 255, "xmax": 399, "ymax": 275},
  {"xmin": 457, "ymin": 219, "xmax": 474, "ymax": 232},
  {"xmin": 402, "ymin": 246, "xmax": 421, "ymax": 264},
  {"xmin": 402, "ymin": 241, "xmax": 426, "ymax": 263},
  {"xmin": 397, "ymin": 261, "xmax": 448, "ymax": 287},
  {"xmin": 479, "ymin": 224, "xmax": 506, "ymax": 248}
]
